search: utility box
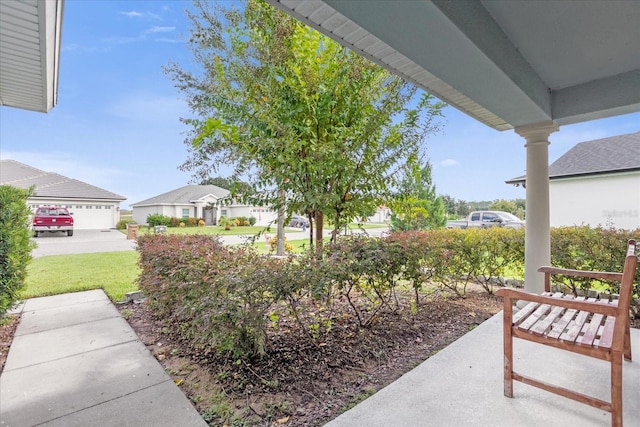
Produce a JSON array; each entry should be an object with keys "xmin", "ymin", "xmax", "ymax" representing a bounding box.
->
[{"xmin": 126, "ymin": 224, "xmax": 140, "ymax": 240}]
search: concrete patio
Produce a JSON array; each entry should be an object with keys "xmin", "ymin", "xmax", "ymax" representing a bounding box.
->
[
  {"xmin": 1, "ymin": 288, "xmax": 638, "ymax": 426},
  {"xmin": 327, "ymin": 312, "xmax": 640, "ymax": 427}
]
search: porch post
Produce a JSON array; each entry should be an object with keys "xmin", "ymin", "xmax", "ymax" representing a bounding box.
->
[{"xmin": 515, "ymin": 121, "xmax": 559, "ymax": 294}]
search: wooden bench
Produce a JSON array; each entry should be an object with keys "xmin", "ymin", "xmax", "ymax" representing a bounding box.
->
[{"xmin": 496, "ymin": 239, "xmax": 637, "ymax": 427}]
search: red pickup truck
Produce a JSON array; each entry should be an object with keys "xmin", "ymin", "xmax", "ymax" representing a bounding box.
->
[{"xmin": 32, "ymin": 206, "xmax": 74, "ymax": 237}]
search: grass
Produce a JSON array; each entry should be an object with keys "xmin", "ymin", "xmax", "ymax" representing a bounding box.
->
[
  {"xmin": 135, "ymin": 225, "xmax": 303, "ymax": 236},
  {"xmin": 22, "ymin": 252, "xmax": 140, "ymax": 302}
]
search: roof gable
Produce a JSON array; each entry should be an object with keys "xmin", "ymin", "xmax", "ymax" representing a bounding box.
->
[
  {"xmin": 507, "ymin": 131, "xmax": 640, "ymax": 184},
  {"xmin": 548, "ymin": 132, "xmax": 640, "ymax": 177},
  {"xmin": 131, "ymin": 185, "xmax": 230, "ymax": 207},
  {"xmin": 0, "ymin": 159, "xmax": 126, "ymax": 200}
]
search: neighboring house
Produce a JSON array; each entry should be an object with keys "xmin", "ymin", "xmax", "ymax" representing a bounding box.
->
[
  {"xmin": 131, "ymin": 185, "xmax": 229, "ymax": 226},
  {"xmin": 131, "ymin": 185, "xmax": 279, "ymax": 227},
  {"xmin": 0, "ymin": 159, "xmax": 126, "ymax": 229},
  {"xmin": 507, "ymin": 132, "xmax": 640, "ymax": 229},
  {"xmin": 367, "ymin": 206, "xmax": 391, "ymax": 223}
]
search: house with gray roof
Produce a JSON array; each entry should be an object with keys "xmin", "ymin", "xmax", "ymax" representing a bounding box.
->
[
  {"xmin": 507, "ymin": 132, "xmax": 640, "ymax": 229},
  {"xmin": 130, "ymin": 185, "xmax": 278, "ymax": 227},
  {"xmin": 0, "ymin": 159, "xmax": 126, "ymax": 229}
]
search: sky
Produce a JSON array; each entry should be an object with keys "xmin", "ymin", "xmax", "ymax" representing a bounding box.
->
[{"xmin": 1, "ymin": 0, "xmax": 639, "ymax": 210}]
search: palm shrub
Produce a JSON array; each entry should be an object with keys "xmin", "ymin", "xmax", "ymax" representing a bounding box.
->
[{"xmin": 0, "ymin": 185, "xmax": 36, "ymax": 316}]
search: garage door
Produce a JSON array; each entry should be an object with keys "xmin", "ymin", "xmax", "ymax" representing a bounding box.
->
[{"xmin": 68, "ymin": 204, "xmax": 116, "ymax": 229}]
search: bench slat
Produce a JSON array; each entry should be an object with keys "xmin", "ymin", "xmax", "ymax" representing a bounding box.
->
[
  {"xmin": 560, "ymin": 298, "xmax": 596, "ymax": 342},
  {"xmin": 530, "ymin": 302, "xmax": 566, "ymax": 336},
  {"xmin": 547, "ymin": 296, "xmax": 582, "ymax": 339},
  {"xmin": 596, "ymin": 315, "xmax": 616, "ymax": 349},
  {"xmin": 519, "ymin": 303, "xmax": 552, "ymax": 331},
  {"xmin": 580, "ymin": 313, "xmax": 605, "ymax": 345},
  {"xmin": 512, "ymin": 292, "xmax": 554, "ymax": 325}
]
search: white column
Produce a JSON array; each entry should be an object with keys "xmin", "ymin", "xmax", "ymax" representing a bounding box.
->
[{"xmin": 515, "ymin": 121, "xmax": 559, "ymax": 294}]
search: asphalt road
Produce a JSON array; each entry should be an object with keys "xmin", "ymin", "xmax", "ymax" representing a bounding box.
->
[
  {"xmin": 30, "ymin": 227, "xmax": 390, "ymax": 258},
  {"xmin": 31, "ymin": 229, "xmax": 138, "ymax": 258}
]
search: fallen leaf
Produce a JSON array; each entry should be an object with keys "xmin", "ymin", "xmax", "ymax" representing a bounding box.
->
[{"xmin": 276, "ymin": 417, "xmax": 290, "ymax": 424}]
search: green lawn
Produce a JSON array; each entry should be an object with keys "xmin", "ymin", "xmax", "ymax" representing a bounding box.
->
[
  {"xmin": 23, "ymin": 252, "xmax": 140, "ymax": 302},
  {"xmin": 135, "ymin": 225, "xmax": 303, "ymax": 236}
]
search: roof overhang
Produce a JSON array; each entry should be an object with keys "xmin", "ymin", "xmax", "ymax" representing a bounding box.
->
[
  {"xmin": 266, "ymin": 0, "xmax": 640, "ymax": 131},
  {"xmin": 0, "ymin": 0, "xmax": 64, "ymax": 113}
]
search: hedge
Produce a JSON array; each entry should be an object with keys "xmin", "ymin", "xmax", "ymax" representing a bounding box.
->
[{"xmin": 0, "ymin": 185, "xmax": 36, "ymax": 316}]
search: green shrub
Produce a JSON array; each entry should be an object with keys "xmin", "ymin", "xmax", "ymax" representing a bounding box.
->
[
  {"xmin": 248, "ymin": 216, "xmax": 257, "ymax": 226},
  {"xmin": 169, "ymin": 217, "xmax": 181, "ymax": 227},
  {"xmin": 146, "ymin": 213, "xmax": 171, "ymax": 227},
  {"xmin": 116, "ymin": 218, "xmax": 135, "ymax": 230},
  {"xmin": 137, "ymin": 235, "xmax": 277, "ymax": 359},
  {"xmin": 0, "ymin": 185, "xmax": 36, "ymax": 316},
  {"xmin": 134, "ymin": 225, "xmax": 639, "ymax": 362}
]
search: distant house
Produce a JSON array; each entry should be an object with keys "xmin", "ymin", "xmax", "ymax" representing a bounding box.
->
[
  {"xmin": 0, "ymin": 160, "xmax": 126, "ymax": 229},
  {"xmin": 130, "ymin": 185, "xmax": 278, "ymax": 226},
  {"xmin": 507, "ymin": 132, "xmax": 640, "ymax": 229}
]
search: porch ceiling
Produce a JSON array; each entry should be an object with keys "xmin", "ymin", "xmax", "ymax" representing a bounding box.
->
[
  {"xmin": 0, "ymin": 0, "xmax": 64, "ymax": 113},
  {"xmin": 266, "ymin": 0, "xmax": 640, "ymax": 131}
]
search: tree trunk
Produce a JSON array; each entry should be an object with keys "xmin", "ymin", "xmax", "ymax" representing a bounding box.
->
[
  {"xmin": 276, "ymin": 189, "xmax": 285, "ymax": 256},
  {"xmin": 314, "ymin": 211, "xmax": 324, "ymax": 257}
]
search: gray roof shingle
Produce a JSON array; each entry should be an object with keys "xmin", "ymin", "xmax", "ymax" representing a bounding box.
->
[
  {"xmin": 507, "ymin": 131, "xmax": 640, "ymax": 184},
  {"xmin": 0, "ymin": 159, "xmax": 126, "ymax": 200},
  {"xmin": 130, "ymin": 184, "xmax": 230, "ymax": 206}
]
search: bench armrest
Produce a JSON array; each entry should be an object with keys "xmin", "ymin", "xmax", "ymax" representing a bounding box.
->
[
  {"xmin": 495, "ymin": 287, "xmax": 621, "ymax": 317},
  {"xmin": 538, "ymin": 266, "xmax": 623, "ymax": 282}
]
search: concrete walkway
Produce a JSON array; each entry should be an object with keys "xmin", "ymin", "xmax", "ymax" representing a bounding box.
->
[
  {"xmin": 327, "ymin": 313, "xmax": 640, "ymax": 427},
  {"xmin": 0, "ymin": 290, "xmax": 206, "ymax": 427}
]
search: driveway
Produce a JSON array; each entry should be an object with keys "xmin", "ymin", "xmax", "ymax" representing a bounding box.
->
[
  {"xmin": 31, "ymin": 229, "xmax": 137, "ymax": 258},
  {"xmin": 30, "ymin": 227, "xmax": 390, "ymax": 258}
]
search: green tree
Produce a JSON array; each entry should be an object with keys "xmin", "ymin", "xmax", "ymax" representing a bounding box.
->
[
  {"xmin": 389, "ymin": 163, "xmax": 446, "ymax": 231},
  {"xmin": 489, "ymin": 199, "xmax": 525, "ymax": 219},
  {"xmin": 200, "ymin": 176, "xmax": 254, "ymax": 196},
  {"xmin": 167, "ymin": 0, "xmax": 445, "ymax": 255},
  {"xmin": 0, "ymin": 185, "xmax": 35, "ymax": 316}
]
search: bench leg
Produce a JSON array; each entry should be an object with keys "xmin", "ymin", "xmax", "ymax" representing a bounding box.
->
[
  {"xmin": 624, "ymin": 318, "xmax": 632, "ymax": 361},
  {"xmin": 611, "ymin": 352, "xmax": 623, "ymax": 427},
  {"xmin": 503, "ymin": 304, "xmax": 513, "ymax": 398}
]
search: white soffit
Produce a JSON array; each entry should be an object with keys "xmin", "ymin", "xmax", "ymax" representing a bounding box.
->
[
  {"xmin": 267, "ymin": 0, "xmax": 640, "ymax": 131},
  {"xmin": 0, "ymin": 0, "xmax": 64, "ymax": 113}
]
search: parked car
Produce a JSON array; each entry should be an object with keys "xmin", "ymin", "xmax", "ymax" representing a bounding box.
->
[
  {"xmin": 288, "ymin": 215, "xmax": 310, "ymax": 228},
  {"xmin": 446, "ymin": 211, "xmax": 524, "ymax": 229},
  {"xmin": 32, "ymin": 206, "xmax": 74, "ymax": 237}
]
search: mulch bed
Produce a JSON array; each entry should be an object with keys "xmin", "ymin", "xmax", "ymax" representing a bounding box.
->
[{"xmin": 117, "ymin": 291, "xmax": 503, "ymax": 426}]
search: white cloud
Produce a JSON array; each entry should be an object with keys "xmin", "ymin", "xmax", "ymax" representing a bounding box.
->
[
  {"xmin": 440, "ymin": 159, "xmax": 460, "ymax": 167},
  {"xmin": 120, "ymin": 11, "xmax": 143, "ymax": 18},
  {"xmin": 146, "ymin": 26, "xmax": 175, "ymax": 34}
]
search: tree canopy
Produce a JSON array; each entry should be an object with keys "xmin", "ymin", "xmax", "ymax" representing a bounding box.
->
[
  {"xmin": 390, "ymin": 163, "xmax": 446, "ymax": 231},
  {"xmin": 167, "ymin": 0, "xmax": 445, "ymax": 253}
]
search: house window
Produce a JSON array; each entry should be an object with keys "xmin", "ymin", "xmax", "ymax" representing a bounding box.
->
[
  {"xmin": 105, "ymin": 206, "xmax": 112, "ymax": 209},
  {"xmin": 76, "ymin": 205, "xmax": 82, "ymax": 209},
  {"xmin": 86, "ymin": 205, "xmax": 92, "ymax": 209},
  {"xmin": 182, "ymin": 208, "xmax": 189, "ymax": 218},
  {"xmin": 96, "ymin": 206, "xmax": 102, "ymax": 209},
  {"xmin": 221, "ymin": 209, "xmax": 228, "ymax": 216}
]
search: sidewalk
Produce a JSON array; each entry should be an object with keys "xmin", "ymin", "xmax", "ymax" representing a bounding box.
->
[
  {"xmin": 326, "ymin": 313, "xmax": 640, "ymax": 427},
  {"xmin": 0, "ymin": 290, "xmax": 206, "ymax": 427}
]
